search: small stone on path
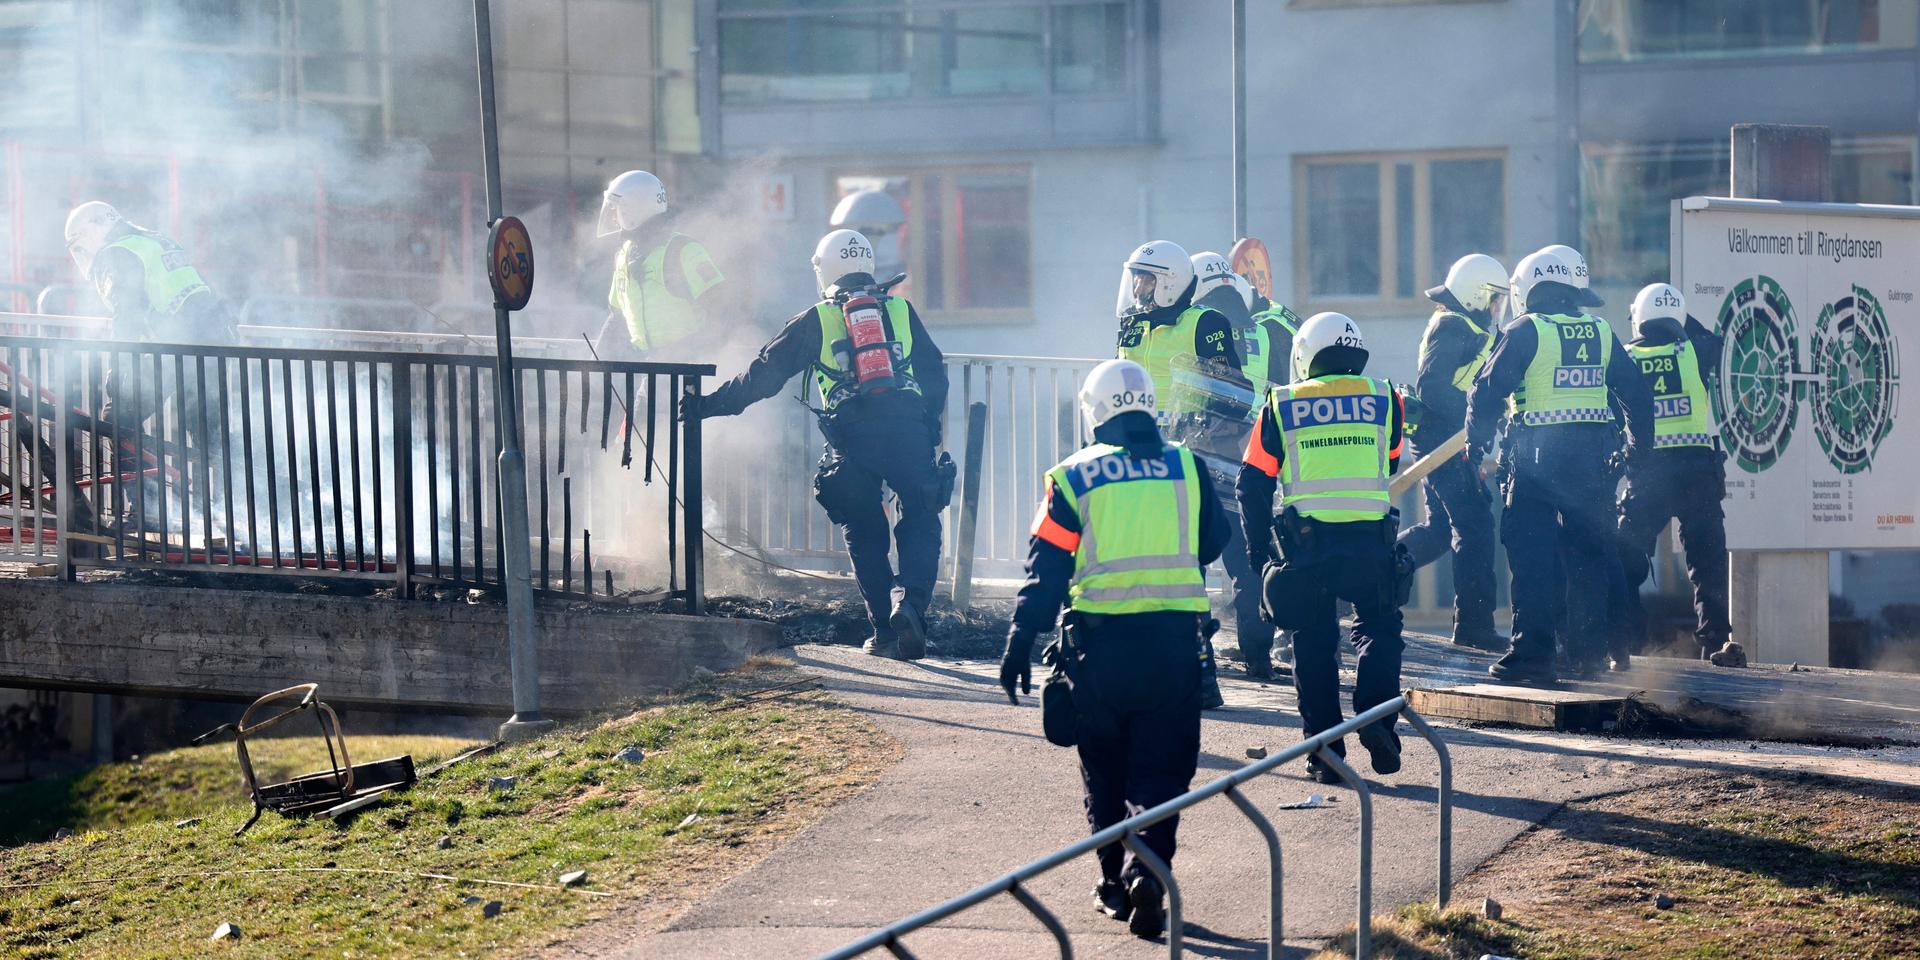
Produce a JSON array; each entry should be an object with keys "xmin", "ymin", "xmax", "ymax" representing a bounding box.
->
[
  {"xmin": 559, "ymin": 870, "xmax": 587, "ymax": 887},
  {"xmin": 615, "ymin": 746, "xmax": 646, "ymax": 763},
  {"xmin": 1481, "ymin": 896, "xmax": 1503, "ymax": 920},
  {"xmin": 1655, "ymin": 894, "xmax": 1675, "ymax": 910},
  {"xmin": 436, "ymin": 835, "xmax": 453, "ymax": 849},
  {"xmin": 209, "ymin": 922, "xmax": 241, "ymax": 941},
  {"xmin": 482, "ymin": 900, "xmax": 504, "ymax": 918},
  {"xmin": 1245, "ymin": 746, "xmax": 1268, "ymax": 760}
]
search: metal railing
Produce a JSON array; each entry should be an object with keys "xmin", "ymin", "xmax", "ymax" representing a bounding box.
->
[
  {"xmin": 817, "ymin": 696, "xmax": 1452, "ymax": 960},
  {"xmin": 0, "ymin": 334, "xmax": 709, "ymax": 606}
]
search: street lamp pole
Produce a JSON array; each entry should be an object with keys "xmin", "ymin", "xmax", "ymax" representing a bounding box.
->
[
  {"xmin": 471, "ymin": 0, "xmax": 551, "ymax": 742},
  {"xmin": 1232, "ymin": 0, "xmax": 1247, "ymax": 241}
]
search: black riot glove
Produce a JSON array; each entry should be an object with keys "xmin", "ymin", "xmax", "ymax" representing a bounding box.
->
[
  {"xmin": 1000, "ymin": 629, "xmax": 1035, "ymax": 705},
  {"xmin": 676, "ymin": 389, "xmax": 702, "ymax": 423}
]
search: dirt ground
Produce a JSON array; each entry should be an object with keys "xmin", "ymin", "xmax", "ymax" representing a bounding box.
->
[{"xmin": 1318, "ymin": 771, "xmax": 1920, "ymax": 960}]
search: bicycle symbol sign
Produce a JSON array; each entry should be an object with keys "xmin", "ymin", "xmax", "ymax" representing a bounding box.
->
[{"xmin": 488, "ymin": 216, "xmax": 536, "ymax": 311}]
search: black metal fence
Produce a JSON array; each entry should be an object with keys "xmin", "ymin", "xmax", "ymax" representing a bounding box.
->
[{"xmin": 0, "ymin": 335, "xmax": 708, "ymax": 605}]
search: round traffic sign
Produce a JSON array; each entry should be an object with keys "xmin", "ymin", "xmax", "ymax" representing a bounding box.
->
[{"xmin": 488, "ymin": 216, "xmax": 535, "ymax": 311}]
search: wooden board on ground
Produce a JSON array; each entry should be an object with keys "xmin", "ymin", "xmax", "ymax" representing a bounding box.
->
[{"xmin": 1409, "ymin": 683, "xmax": 1628, "ymax": 732}]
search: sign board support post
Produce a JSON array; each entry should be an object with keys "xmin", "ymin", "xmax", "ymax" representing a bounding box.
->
[
  {"xmin": 473, "ymin": 0, "xmax": 553, "ymax": 742},
  {"xmin": 1727, "ymin": 123, "xmax": 1831, "ymax": 666}
]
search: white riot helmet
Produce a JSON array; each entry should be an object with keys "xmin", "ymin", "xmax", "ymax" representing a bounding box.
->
[
  {"xmin": 1427, "ymin": 253, "xmax": 1509, "ymax": 315},
  {"xmin": 812, "ymin": 228, "xmax": 875, "ymax": 296},
  {"xmin": 1290, "ymin": 312, "xmax": 1369, "ymax": 382},
  {"xmin": 596, "ymin": 170, "xmax": 667, "ymax": 237},
  {"xmin": 1509, "ymin": 248, "xmax": 1579, "ymax": 316},
  {"xmin": 1539, "ymin": 243, "xmax": 1601, "ymax": 307},
  {"xmin": 1116, "ymin": 240, "xmax": 1194, "ymax": 318},
  {"xmin": 1190, "ymin": 251, "xmax": 1233, "ymax": 300},
  {"xmin": 65, "ymin": 201, "xmax": 123, "ymax": 276},
  {"xmin": 1630, "ymin": 282, "xmax": 1686, "ymax": 337},
  {"xmin": 1079, "ymin": 358, "xmax": 1157, "ymax": 431}
]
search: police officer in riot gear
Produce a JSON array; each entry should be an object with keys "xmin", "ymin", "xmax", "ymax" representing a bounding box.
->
[
  {"xmin": 1186, "ymin": 252, "xmax": 1284, "ymax": 679},
  {"xmin": 1615, "ymin": 283, "xmax": 1730, "ymax": 660},
  {"xmin": 1397, "ymin": 254, "xmax": 1508, "ymax": 651},
  {"xmin": 1239, "ymin": 313, "xmax": 1410, "ymax": 782},
  {"xmin": 1000, "ymin": 358, "xmax": 1229, "ymax": 939},
  {"xmin": 595, "ymin": 169, "xmax": 727, "ymax": 362},
  {"xmin": 1466, "ymin": 247, "xmax": 1653, "ymax": 683},
  {"xmin": 693, "ymin": 230, "xmax": 950, "ymax": 659},
  {"xmin": 1116, "ymin": 241, "xmax": 1244, "ymax": 699}
]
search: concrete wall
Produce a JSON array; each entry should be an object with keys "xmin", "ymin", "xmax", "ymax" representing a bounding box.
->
[{"xmin": 0, "ymin": 582, "xmax": 781, "ymax": 715}]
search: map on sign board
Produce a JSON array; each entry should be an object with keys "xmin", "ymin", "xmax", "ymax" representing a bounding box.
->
[{"xmin": 1672, "ymin": 196, "xmax": 1912, "ymax": 550}]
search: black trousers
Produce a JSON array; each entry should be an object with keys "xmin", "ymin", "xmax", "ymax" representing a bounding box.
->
[
  {"xmin": 1397, "ymin": 455, "xmax": 1497, "ymax": 635},
  {"xmin": 1501, "ymin": 453, "xmax": 1614, "ymax": 668},
  {"xmin": 1217, "ymin": 499, "xmax": 1275, "ymax": 667},
  {"xmin": 1616, "ymin": 449, "xmax": 1731, "ymax": 652},
  {"xmin": 814, "ymin": 417, "xmax": 943, "ymax": 635},
  {"xmin": 1073, "ymin": 612, "xmax": 1203, "ymax": 884},
  {"xmin": 1270, "ymin": 529, "xmax": 1404, "ymax": 749}
]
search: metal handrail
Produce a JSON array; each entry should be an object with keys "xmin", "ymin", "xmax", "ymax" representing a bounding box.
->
[{"xmin": 817, "ymin": 696, "xmax": 1453, "ymax": 960}]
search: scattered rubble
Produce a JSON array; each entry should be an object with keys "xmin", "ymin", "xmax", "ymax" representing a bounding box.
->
[
  {"xmin": 615, "ymin": 746, "xmax": 646, "ymax": 763},
  {"xmin": 676, "ymin": 813, "xmax": 703, "ymax": 830},
  {"xmin": 209, "ymin": 922, "xmax": 241, "ymax": 941},
  {"xmin": 488, "ymin": 776, "xmax": 516, "ymax": 792},
  {"xmin": 1245, "ymin": 745, "xmax": 1268, "ymax": 759},
  {"xmin": 481, "ymin": 900, "xmax": 503, "ymax": 919},
  {"xmin": 559, "ymin": 870, "xmax": 588, "ymax": 887},
  {"xmin": 436, "ymin": 835, "xmax": 453, "ymax": 849},
  {"xmin": 1482, "ymin": 896, "xmax": 1503, "ymax": 920},
  {"xmin": 1708, "ymin": 640, "xmax": 1748, "ymax": 668},
  {"xmin": 1655, "ymin": 894, "xmax": 1675, "ymax": 910},
  {"xmin": 1278, "ymin": 794, "xmax": 1326, "ymax": 810}
]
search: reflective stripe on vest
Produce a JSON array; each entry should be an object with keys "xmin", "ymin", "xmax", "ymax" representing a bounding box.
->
[
  {"xmin": 1045, "ymin": 442, "xmax": 1208, "ymax": 615},
  {"xmin": 812, "ymin": 297, "xmax": 919, "ymax": 410},
  {"xmin": 1626, "ymin": 339, "xmax": 1715, "ymax": 448},
  {"xmin": 608, "ymin": 236, "xmax": 701, "ymax": 352},
  {"xmin": 1118, "ymin": 305, "xmax": 1209, "ymax": 422},
  {"xmin": 1270, "ymin": 375, "xmax": 1394, "ymax": 523},
  {"xmin": 1416, "ymin": 309, "xmax": 1494, "ymax": 394},
  {"xmin": 101, "ymin": 233, "xmax": 209, "ymax": 317},
  {"xmin": 1238, "ymin": 305, "xmax": 1299, "ymax": 402},
  {"xmin": 1512, "ymin": 312, "xmax": 1616, "ymax": 427}
]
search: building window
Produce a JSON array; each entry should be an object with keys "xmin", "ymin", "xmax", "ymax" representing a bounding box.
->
[
  {"xmin": 1294, "ymin": 151, "xmax": 1506, "ymax": 311},
  {"xmin": 833, "ymin": 168, "xmax": 1033, "ymax": 324},
  {"xmin": 1578, "ymin": 0, "xmax": 1920, "ymax": 64},
  {"xmin": 1580, "ymin": 137, "xmax": 1917, "ymax": 307},
  {"xmin": 720, "ymin": 1, "xmax": 1128, "ymax": 104}
]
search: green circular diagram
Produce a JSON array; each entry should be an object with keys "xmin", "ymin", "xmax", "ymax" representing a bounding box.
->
[
  {"xmin": 1713, "ymin": 275, "xmax": 1799, "ymax": 474},
  {"xmin": 1810, "ymin": 286, "xmax": 1899, "ymax": 474}
]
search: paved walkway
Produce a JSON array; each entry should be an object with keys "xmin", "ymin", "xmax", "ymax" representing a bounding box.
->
[{"xmin": 620, "ymin": 638, "xmax": 1920, "ymax": 959}]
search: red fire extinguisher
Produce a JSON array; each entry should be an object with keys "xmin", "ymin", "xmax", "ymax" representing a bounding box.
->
[{"xmin": 838, "ymin": 294, "xmax": 899, "ymax": 395}]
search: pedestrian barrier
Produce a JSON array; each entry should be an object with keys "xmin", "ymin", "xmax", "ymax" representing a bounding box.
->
[
  {"xmin": 817, "ymin": 696, "xmax": 1452, "ymax": 960},
  {"xmin": 0, "ymin": 333, "xmax": 709, "ymax": 606}
]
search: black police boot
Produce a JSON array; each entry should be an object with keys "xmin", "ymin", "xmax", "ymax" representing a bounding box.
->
[
  {"xmin": 888, "ymin": 590, "xmax": 928, "ymax": 661},
  {"xmin": 1242, "ymin": 653, "xmax": 1274, "ymax": 681},
  {"xmin": 1126, "ymin": 875, "xmax": 1166, "ymax": 939},
  {"xmin": 1357, "ymin": 720, "xmax": 1402, "ymax": 775},
  {"xmin": 862, "ymin": 629, "xmax": 901, "ymax": 660},
  {"xmin": 1451, "ymin": 625, "xmax": 1508, "ymax": 652},
  {"xmin": 1093, "ymin": 879, "xmax": 1131, "ymax": 921},
  {"xmin": 1489, "ymin": 650, "xmax": 1557, "ymax": 686},
  {"xmin": 1305, "ymin": 752, "xmax": 1344, "ymax": 785}
]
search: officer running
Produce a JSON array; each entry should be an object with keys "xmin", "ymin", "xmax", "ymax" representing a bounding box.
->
[
  {"xmin": 999, "ymin": 358, "xmax": 1229, "ymax": 940},
  {"xmin": 691, "ymin": 230, "xmax": 950, "ymax": 659},
  {"xmin": 1396, "ymin": 254, "xmax": 1508, "ymax": 652},
  {"xmin": 594, "ymin": 170, "xmax": 726, "ymax": 362},
  {"xmin": 1615, "ymin": 282, "xmax": 1730, "ymax": 660},
  {"xmin": 1239, "ymin": 312, "xmax": 1411, "ymax": 782},
  {"xmin": 1466, "ymin": 247, "xmax": 1653, "ymax": 683}
]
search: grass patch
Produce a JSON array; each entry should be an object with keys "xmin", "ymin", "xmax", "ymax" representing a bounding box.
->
[
  {"xmin": 1311, "ymin": 773, "xmax": 1920, "ymax": 960},
  {"xmin": 0, "ymin": 661, "xmax": 892, "ymax": 959}
]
